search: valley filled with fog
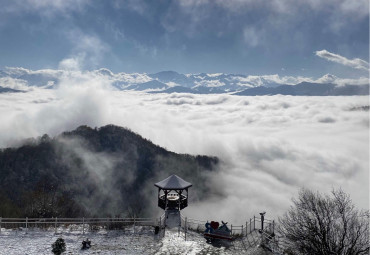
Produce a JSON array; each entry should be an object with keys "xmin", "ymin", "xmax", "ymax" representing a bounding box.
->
[{"xmin": 0, "ymin": 75, "xmax": 368, "ymax": 224}]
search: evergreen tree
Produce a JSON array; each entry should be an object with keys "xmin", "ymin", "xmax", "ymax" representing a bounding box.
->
[{"xmin": 51, "ymin": 238, "xmax": 66, "ymax": 255}]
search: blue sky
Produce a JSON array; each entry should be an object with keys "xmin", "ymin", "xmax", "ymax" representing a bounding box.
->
[{"xmin": 0, "ymin": 0, "xmax": 368, "ymax": 78}]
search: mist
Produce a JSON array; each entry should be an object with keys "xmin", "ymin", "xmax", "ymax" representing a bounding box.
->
[{"xmin": 0, "ymin": 73, "xmax": 368, "ymax": 224}]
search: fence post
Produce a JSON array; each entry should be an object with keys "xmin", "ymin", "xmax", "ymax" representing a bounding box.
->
[
  {"xmin": 241, "ymin": 225, "xmax": 243, "ymax": 237},
  {"xmin": 134, "ymin": 216, "xmax": 136, "ymax": 235},
  {"xmin": 163, "ymin": 216, "xmax": 166, "ymax": 237},
  {"xmin": 245, "ymin": 222, "xmax": 247, "ymax": 236},
  {"xmin": 0, "ymin": 217, "xmax": 2, "ymax": 234},
  {"xmin": 185, "ymin": 217, "xmax": 187, "ymax": 241},
  {"xmin": 231, "ymin": 225, "xmax": 233, "ymax": 235},
  {"xmin": 250, "ymin": 218, "xmax": 252, "ymax": 233},
  {"xmin": 272, "ymin": 220, "xmax": 275, "ymax": 234},
  {"xmin": 55, "ymin": 217, "xmax": 57, "ymax": 234},
  {"xmin": 253, "ymin": 216, "xmax": 255, "ymax": 231},
  {"xmin": 26, "ymin": 217, "xmax": 28, "ymax": 234},
  {"xmin": 83, "ymin": 217, "xmax": 85, "ymax": 235}
]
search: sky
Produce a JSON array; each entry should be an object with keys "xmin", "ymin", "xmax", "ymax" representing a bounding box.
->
[{"xmin": 0, "ymin": 0, "xmax": 369, "ymax": 78}]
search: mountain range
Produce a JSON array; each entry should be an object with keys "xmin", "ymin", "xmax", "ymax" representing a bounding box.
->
[{"xmin": 0, "ymin": 68, "xmax": 368, "ymax": 96}]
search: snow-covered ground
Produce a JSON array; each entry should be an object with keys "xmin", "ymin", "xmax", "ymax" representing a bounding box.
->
[{"xmin": 0, "ymin": 225, "xmax": 273, "ymax": 254}]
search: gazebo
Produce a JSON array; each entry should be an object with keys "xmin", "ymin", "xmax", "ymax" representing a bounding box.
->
[{"xmin": 154, "ymin": 174, "xmax": 192, "ymax": 211}]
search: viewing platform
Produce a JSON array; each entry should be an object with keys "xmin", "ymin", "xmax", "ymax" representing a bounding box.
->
[{"xmin": 154, "ymin": 175, "xmax": 192, "ymax": 211}]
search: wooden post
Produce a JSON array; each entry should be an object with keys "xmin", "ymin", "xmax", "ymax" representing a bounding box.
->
[
  {"xmin": 241, "ymin": 225, "xmax": 244, "ymax": 237},
  {"xmin": 0, "ymin": 217, "xmax": 2, "ymax": 234},
  {"xmin": 272, "ymin": 220, "xmax": 275, "ymax": 234},
  {"xmin": 26, "ymin": 217, "xmax": 28, "ymax": 234},
  {"xmin": 250, "ymin": 218, "xmax": 252, "ymax": 233},
  {"xmin": 55, "ymin": 217, "xmax": 57, "ymax": 234},
  {"xmin": 231, "ymin": 225, "xmax": 233, "ymax": 235},
  {"xmin": 82, "ymin": 217, "xmax": 85, "ymax": 235},
  {"xmin": 163, "ymin": 215, "xmax": 166, "ymax": 237},
  {"xmin": 185, "ymin": 217, "xmax": 187, "ymax": 241},
  {"xmin": 134, "ymin": 216, "xmax": 136, "ymax": 235},
  {"xmin": 253, "ymin": 216, "xmax": 255, "ymax": 231},
  {"xmin": 164, "ymin": 190, "xmax": 168, "ymax": 210}
]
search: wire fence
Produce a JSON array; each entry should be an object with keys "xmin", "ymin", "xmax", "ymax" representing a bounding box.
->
[
  {"xmin": 179, "ymin": 214, "xmax": 275, "ymax": 238},
  {"xmin": 0, "ymin": 217, "xmax": 156, "ymax": 235},
  {"xmin": 0, "ymin": 214, "xmax": 276, "ymax": 239},
  {"xmin": 0, "ymin": 214, "xmax": 283, "ymax": 253}
]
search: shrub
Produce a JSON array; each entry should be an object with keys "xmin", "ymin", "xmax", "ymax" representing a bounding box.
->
[{"xmin": 51, "ymin": 238, "xmax": 66, "ymax": 255}]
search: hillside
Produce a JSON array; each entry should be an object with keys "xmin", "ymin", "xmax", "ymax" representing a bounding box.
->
[{"xmin": 0, "ymin": 125, "xmax": 218, "ymax": 218}]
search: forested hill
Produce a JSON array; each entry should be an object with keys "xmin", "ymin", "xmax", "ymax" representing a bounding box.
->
[{"xmin": 0, "ymin": 125, "xmax": 218, "ymax": 218}]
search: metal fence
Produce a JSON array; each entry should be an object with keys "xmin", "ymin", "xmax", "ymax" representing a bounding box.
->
[
  {"xmin": 0, "ymin": 214, "xmax": 275, "ymax": 238},
  {"xmin": 179, "ymin": 214, "xmax": 275, "ymax": 238},
  {"xmin": 0, "ymin": 217, "xmax": 156, "ymax": 235}
]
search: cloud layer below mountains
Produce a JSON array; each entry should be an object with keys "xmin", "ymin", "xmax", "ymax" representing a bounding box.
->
[{"xmin": 0, "ymin": 74, "xmax": 368, "ymax": 224}]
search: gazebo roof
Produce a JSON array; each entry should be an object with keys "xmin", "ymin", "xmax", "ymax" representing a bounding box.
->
[{"xmin": 154, "ymin": 174, "xmax": 192, "ymax": 190}]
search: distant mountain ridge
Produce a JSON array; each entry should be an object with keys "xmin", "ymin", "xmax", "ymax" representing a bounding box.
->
[
  {"xmin": 0, "ymin": 86, "xmax": 23, "ymax": 93},
  {"xmin": 0, "ymin": 68, "xmax": 368, "ymax": 96},
  {"xmin": 235, "ymin": 82, "xmax": 369, "ymax": 96}
]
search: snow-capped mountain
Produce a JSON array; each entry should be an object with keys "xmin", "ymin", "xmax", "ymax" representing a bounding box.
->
[{"xmin": 0, "ymin": 67, "xmax": 368, "ymax": 95}]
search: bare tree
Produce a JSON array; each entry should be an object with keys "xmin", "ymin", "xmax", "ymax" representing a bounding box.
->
[{"xmin": 278, "ymin": 189, "xmax": 369, "ymax": 255}]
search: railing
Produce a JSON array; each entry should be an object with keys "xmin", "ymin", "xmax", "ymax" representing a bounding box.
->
[
  {"xmin": 0, "ymin": 214, "xmax": 276, "ymax": 242},
  {"xmin": 0, "ymin": 217, "xmax": 156, "ymax": 235},
  {"xmin": 0, "ymin": 214, "xmax": 283, "ymax": 253},
  {"xmin": 179, "ymin": 215, "xmax": 275, "ymax": 238}
]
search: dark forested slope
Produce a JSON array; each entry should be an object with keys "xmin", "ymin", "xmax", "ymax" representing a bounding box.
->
[{"xmin": 0, "ymin": 125, "xmax": 218, "ymax": 218}]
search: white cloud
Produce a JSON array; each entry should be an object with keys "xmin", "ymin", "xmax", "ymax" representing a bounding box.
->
[
  {"xmin": 24, "ymin": 0, "xmax": 87, "ymax": 11},
  {"xmin": 0, "ymin": 77, "xmax": 29, "ymax": 90},
  {"xmin": 114, "ymin": 0, "xmax": 148, "ymax": 15},
  {"xmin": 316, "ymin": 50, "xmax": 369, "ymax": 71},
  {"xmin": 216, "ymin": 0, "xmax": 369, "ymax": 18},
  {"xmin": 316, "ymin": 74, "xmax": 370, "ymax": 86},
  {"xmin": 0, "ymin": 71, "xmax": 368, "ymax": 224},
  {"xmin": 116, "ymin": 72, "xmax": 152, "ymax": 85},
  {"xmin": 58, "ymin": 56, "xmax": 83, "ymax": 71},
  {"xmin": 59, "ymin": 30, "xmax": 110, "ymax": 70},
  {"xmin": 231, "ymin": 74, "xmax": 312, "ymax": 86},
  {"xmin": 194, "ymin": 79, "xmax": 225, "ymax": 88},
  {"xmin": 156, "ymin": 0, "xmax": 369, "ymax": 55},
  {"xmin": 165, "ymin": 81, "xmax": 179, "ymax": 87},
  {"xmin": 231, "ymin": 73, "xmax": 369, "ymax": 87},
  {"xmin": 243, "ymin": 27, "xmax": 262, "ymax": 47},
  {"xmin": 1, "ymin": 0, "xmax": 89, "ymax": 18},
  {"xmin": 206, "ymin": 73, "xmax": 223, "ymax": 77},
  {"xmin": 338, "ymin": 0, "xmax": 369, "ymax": 19}
]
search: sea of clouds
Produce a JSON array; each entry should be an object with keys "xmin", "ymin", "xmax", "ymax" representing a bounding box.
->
[{"xmin": 0, "ymin": 73, "xmax": 368, "ymax": 224}]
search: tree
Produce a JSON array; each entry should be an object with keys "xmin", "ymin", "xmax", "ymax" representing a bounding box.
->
[
  {"xmin": 51, "ymin": 238, "xmax": 66, "ymax": 255},
  {"xmin": 278, "ymin": 189, "xmax": 369, "ymax": 255}
]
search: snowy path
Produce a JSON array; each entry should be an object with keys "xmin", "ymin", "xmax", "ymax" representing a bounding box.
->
[{"xmin": 0, "ymin": 226, "xmax": 273, "ymax": 254}]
